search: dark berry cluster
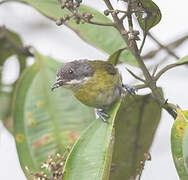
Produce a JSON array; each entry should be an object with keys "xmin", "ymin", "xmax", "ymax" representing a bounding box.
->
[{"xmin": 56, "ymin": 0, "xmax": 93, "ymax": 26}]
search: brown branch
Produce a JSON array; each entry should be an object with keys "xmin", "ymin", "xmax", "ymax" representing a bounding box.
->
[
  {"xmin": 142, "ymin": 34, "xmax": 188, "ymax": 59},
  {"xmin": 155, "ymin": 61, "xmax": 188, "ymax": 81},
  {"xmin": 152, "ymin": 64, "xmax": 159, "ymax": 77},
  {"xmin": 139, "ymin": 32, "xmax": 147, "ymax": 54},
  {"xmin": 135, "ymin": 84, "xmax": 148, "ymax": 90},
  {"xmin": 120, "ymin": 13, "xmax": 127, "ymax": 21},
  {"xmin": 126, "ymin": 67, "xmax": 146, "ymax": 82},
  {"xmin": 148, "ymin": 32, "xmax": 180, "ymax": 60},
  {"xmin": 103, "ymin": 0, "xmax": 177, "ymax": 119}
]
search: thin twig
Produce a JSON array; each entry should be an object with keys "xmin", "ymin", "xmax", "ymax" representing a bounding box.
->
[
  {"xmin": 154, "ymin": 61, "xmax": 188, "ymax": 81},
  {"xmin": 127, "ymin": 0, "xmax": 134, "ymax": 32},
  {"xmin": 152, "ymin": 64, "xmax": 159, "ymax": 77},
  {"xmin": 148, "ymin": 32, "xmax": 180, "ymax": 60},
  {"xmin": 126, "ymin": 67, "xmax": 146, "ymax": 82},
  {"xmin": 142, "ymin": 34, "xmax": 188, "ymax": 59},
  {"xmin": 135, "ymin": 84, "xmax": 148, "ymax": 90},
  {"xmin": 109, "ymin": 9, "xmax": 127, "ymax": 14},
  {"xmin": 120, "ymin": 13, "xmax": 127, "ymax": 21},
  {"xmin": 139, "ymin": 32, "xmax": 147, "ymax": 54},
  {"xmin": 103, "ymin": 0, "xmax": 177, "ymax": 119},
  {"xmin": 88, "ymin": 20, "xmax": 115, "ymax": 26}
]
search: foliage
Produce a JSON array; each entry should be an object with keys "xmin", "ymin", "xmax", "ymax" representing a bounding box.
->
[
  {"xmin": 0, "ymin": 0, "xmax": 187, "ymax": 180},
  {"xmin": 13, "ymin": 53, "xmax": 95, "ymax": 176},
  {"xmin": 171, "ymin": 109, "xmax": 188, "ymax": 180}
]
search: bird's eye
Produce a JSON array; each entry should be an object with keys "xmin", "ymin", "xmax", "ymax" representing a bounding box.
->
[{"xmin": 68, "ymin": 69, "xmax": 74, "ymax": 74}]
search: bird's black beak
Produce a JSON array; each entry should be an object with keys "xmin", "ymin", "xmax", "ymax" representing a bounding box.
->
[{"xmin": 51, "ymin": 80, "xmax": 62, "ymax": 91}]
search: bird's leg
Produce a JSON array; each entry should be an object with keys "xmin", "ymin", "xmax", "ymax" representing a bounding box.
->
[
  {"xmin": 122, "ymin": 84, "xmax": 137, "ymax": 95},
  {"xmin": 96, "ymin": 109, "xmax": 110, "ymax": 123}
]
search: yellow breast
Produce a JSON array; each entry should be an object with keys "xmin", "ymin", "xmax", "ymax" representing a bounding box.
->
[{"xmin": 74, "ymin": 69, "xmax": 121, "ymax": 109}]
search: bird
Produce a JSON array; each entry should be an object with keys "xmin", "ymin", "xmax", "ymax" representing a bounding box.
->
[{"xmin": 51, "ymin": 59, "xmax": 135, "ymax": 122}]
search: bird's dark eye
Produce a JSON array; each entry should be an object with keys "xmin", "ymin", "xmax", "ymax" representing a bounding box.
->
[{"xmin": 68, "ymin": 69, "xmax": 74, "ymax": 74}]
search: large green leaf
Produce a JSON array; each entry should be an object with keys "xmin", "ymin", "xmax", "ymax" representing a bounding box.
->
[
  {"xmin": 0, "ymin": 26, "xmax": 23, "ymax": 65},
  {"xmin": 0, "ymin": 90, "xmax": 11, "ymax": 121},
  {"xmin": 64, "ymin": 100, "xmax": 121, "ymax": 180},
  {"xmin": 63, "ymin": 93, "xmax": 162, "ymax": 180},
  {"xmin": 171, "ymin": 109, "xmax": 188, "ymax": 180},
  {"xmin": 13, "ymin": 53, "xmax": 95, "ymax": 177},
  {"xmin": 10, "ymin": 0, "xmax": 137, "ymax": 66},
  {"xmin": 110, "ymin": 94, "xmax": 162, "ymax": 179},
  {"xmin": 0, "ymin": 27, "xmax": 27, "ymax": 128},
  {"xmin": 136, "ymin": 0, "xmax": 161, "ymax": 32}
]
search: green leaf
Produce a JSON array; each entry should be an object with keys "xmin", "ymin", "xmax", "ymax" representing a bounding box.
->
[
  {"xmin": 13, "ymin": 53, "xmax": 95, "ymax": 177},
  {"xmin": 107, "ymin": 48, "xmax": 126, "ymax": 66},
  {"xmin": 0, "ymin": 90, "xmax": 13, "ymax": 133},
  {"xmin": 136, "ymin": 0, "xmax": 162, "ymax": 32},
  {"xmin": 171, "ymin": 108, "xmax": 188, "ymax": 180},
  {"xmin": 110, "ymin": 94, "xmax": 162, "ymax": 179},
  {"xmin": 0, "ymin": 26, "xmax": 27, "ymax": 89},
  {"xmin": 0, "ymin": 90, "xmax": 11, "ymax": 121},
  {"xmin": 11, "ymin": 0, "xmax": 137, "ymax": 66},
  {"xmin": 0, "ymin": 26, "xmax": 25, "ymax": 65},
  {"xmin": 63, "ymin": 100, "xmax": 121, "ymax": 180},
  {"xmin": 176, "ymin": 55, "xmax": 188, "ymax": 64}
]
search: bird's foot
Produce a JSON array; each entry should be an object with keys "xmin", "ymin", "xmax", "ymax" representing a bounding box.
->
[
  {"xmin": 96, "ymin": 109, "xmax": 110, "ymax": 123},
  {"xmin": 122, "ymin": 84, "xmax": 137, "ymax": 95}
]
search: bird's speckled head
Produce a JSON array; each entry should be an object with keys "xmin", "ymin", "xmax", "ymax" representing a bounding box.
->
[{"xmin": 52, "ymin": 59, "xmax": 94, "ymax": 90}]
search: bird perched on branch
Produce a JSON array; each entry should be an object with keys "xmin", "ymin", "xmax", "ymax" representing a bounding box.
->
[{"xmin": 51, "ymin": 59, "xmax": 135, "ymax": 122}]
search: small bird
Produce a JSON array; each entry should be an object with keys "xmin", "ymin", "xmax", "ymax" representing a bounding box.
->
[{"xmin": 51, "ymin": 59, "xmax": 135, "ymax": 122}]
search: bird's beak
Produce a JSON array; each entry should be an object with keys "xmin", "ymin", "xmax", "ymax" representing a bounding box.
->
[{"xmin": 51, "ymin": 80, "xmax": 62, "ymax": 91}]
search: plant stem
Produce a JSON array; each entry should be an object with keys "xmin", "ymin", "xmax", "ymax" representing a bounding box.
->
[
  {"xmin": 142, "ymin": 34, "xmax": 188, "ymax": 60},
  {"xmin": 103, "ymin": 0, "xmax": 177, "ymax": 119},
  {"xmin": 88, "ymin": 20, "xmax": 115, "ymax": 27},
  {"xmin": 139, "ymin": 32, "xmax": 147, "ymax": 54},
  {"xmin": 148, "ymin": 32, "xmax": 180, "ymax": 59},
  {"xmin": 155, "ymin": 61, "xmax": 188, "ymax": 81},
  {"xmin": 126, "ymin": 68, "xmax": 146, "ymax": 82}
]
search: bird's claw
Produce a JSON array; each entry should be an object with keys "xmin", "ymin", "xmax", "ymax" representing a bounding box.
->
[
  {"xmin": 96, "ymin": 109, "xmax": 109, "ymax": 123},
  {"xmin": 122, "ymin": 84, "xmax": 137, "ymax": 95}
]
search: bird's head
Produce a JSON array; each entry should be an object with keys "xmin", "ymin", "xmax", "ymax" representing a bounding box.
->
[{"xmin": 51, "ymin": 59, "xmax": 94, "ymax": 91}]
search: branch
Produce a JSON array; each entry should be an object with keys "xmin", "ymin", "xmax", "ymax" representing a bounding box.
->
[
  {"xmin": 88, "ymin": 20, "xmax": 115, "ymax": 27},
  {"xmin": 126, "ymin": 67, "xmax": 146, "ymax": 82},
  {"xmin": 103, "ymin": 0, "xmax": 177, "ymax": 119},
  {"xmin": 57, "ymin": 1, "xmax": 115, "ymax": 27},
  {"xmin": 142, "ymin": 34, "xmax": 188, "ymax": 59},
  {"xmin": 152, "ymin": 64, "xmax": 159, "ymax": 77},
  {"xmin": 139, "ymin": 32, "xmax": 147, "ymax": 54},
  {"xmin": 148, "ymin": 32, "xmax": 180, "ymax": 59},
  {"xmin": 155, "ymin": 61, "xmax": 188, "ymax": 81},
  {"xmin": 135, "ymin": 84, "xmax": 148, "ymax": 90},
  {"xmin": 120, "ymin": 13, "xmax": 127, "ymax": 21}
]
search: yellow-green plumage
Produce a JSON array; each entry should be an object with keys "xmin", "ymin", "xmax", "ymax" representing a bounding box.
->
[
  {"xmin": 52, "ymin": 59, "xmax": 134, "ymax": 121},
  {"xmin": 73, "ymin": 61, "xmax": 121, "ymax": 109}
]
